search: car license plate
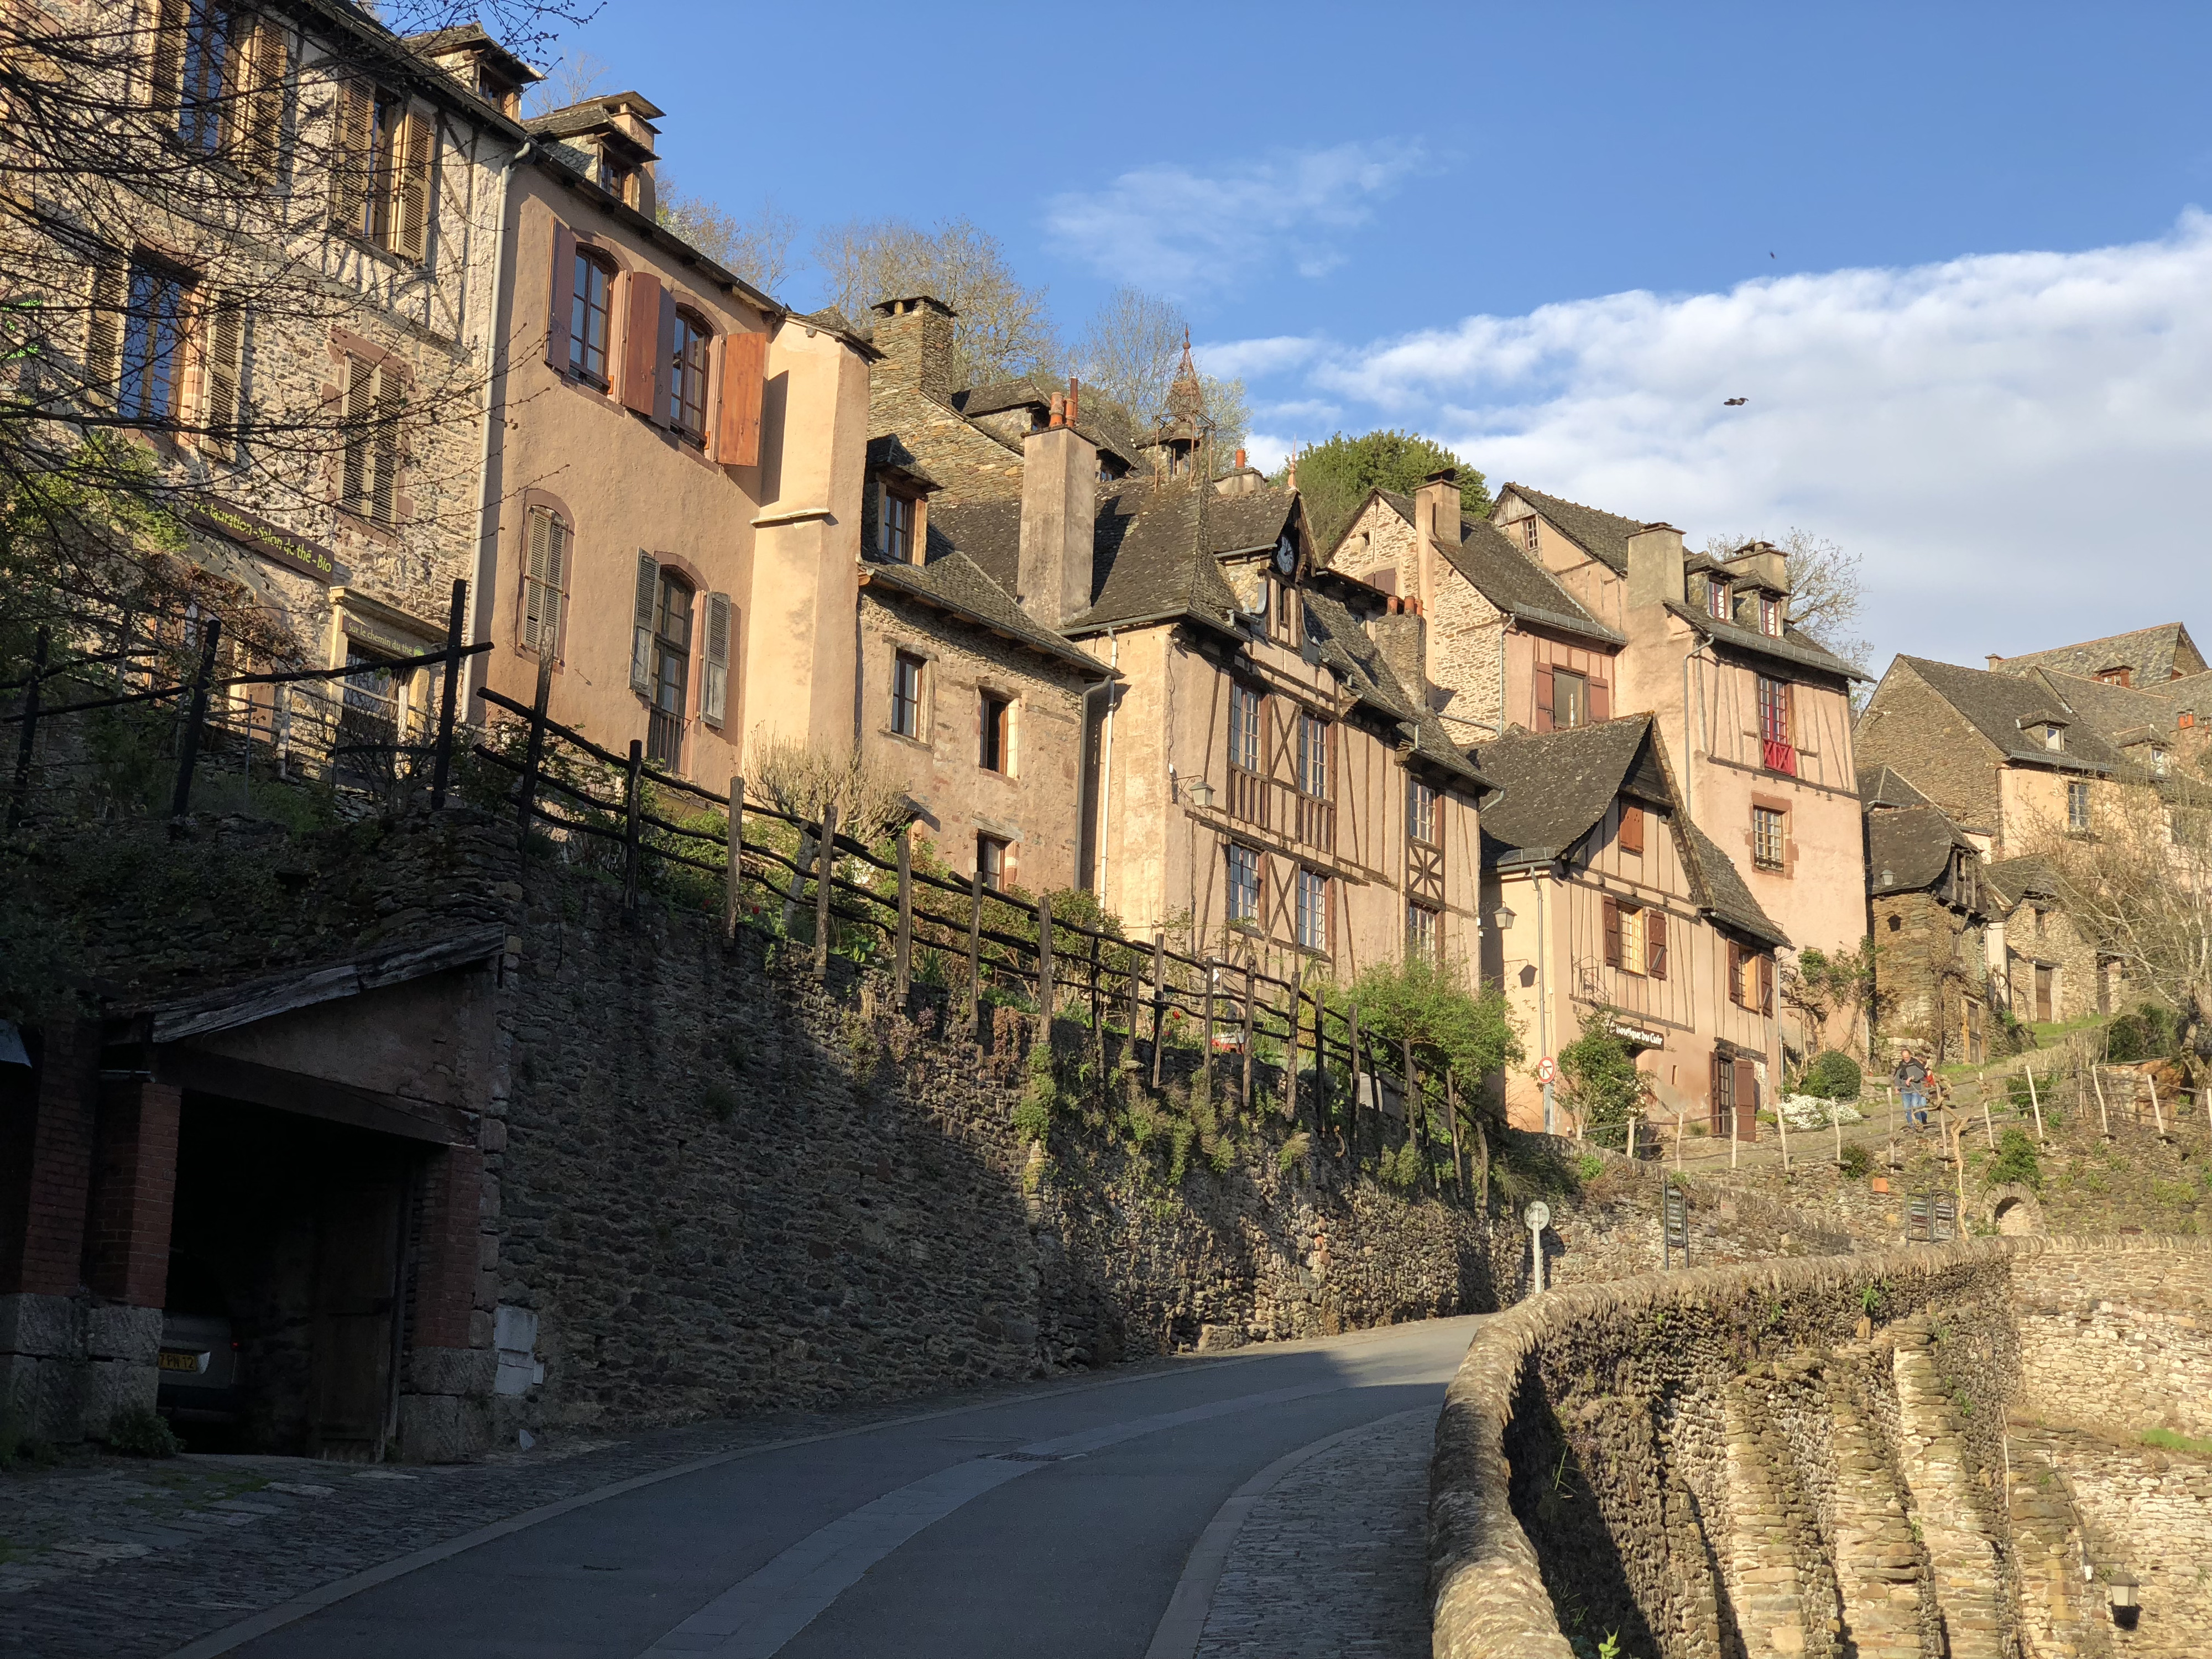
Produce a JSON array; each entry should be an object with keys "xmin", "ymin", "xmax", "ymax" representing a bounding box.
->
[{"xmin": 159, "ymin": 1350, "xmax": 206, "ymax": 1373}]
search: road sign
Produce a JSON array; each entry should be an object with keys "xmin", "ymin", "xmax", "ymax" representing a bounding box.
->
[
  {"xmin": 1525, "ymin": 1201, "xmax": 1551, "ymax": 1231},
  {"xmin": 1524, "ymin": 1201, "xmax": 1551, "ymax": 1299},
  {"xmin": 1536, "ymin": 1056, "xmax": 1558, "ymax": 1084},
  {"xmin": 1663, "ymin": 1183, "xmax": 1689, "ymax": 1269}
]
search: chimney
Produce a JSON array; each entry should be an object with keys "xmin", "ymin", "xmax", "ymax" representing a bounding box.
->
[
  {"xmin": 1066, "ymin": 376, "xmax": 1079, "ymax": 429},
  {"xmin": 1625, "ymin": 522, "xmax": 1686, "ymax": 610},
  {"xmin": 1413, "ymin": 468, "xmax": 1459, "ymax": 617},
  {"xmin": 1986, "ymin": 654, "xmax": 2004, "ymax": 671},
  {"xmin": 1234, "ymin": 448, "xmax": 1246, "ymax": 468},
  {"xmin": 1019, "ymin": 420, "xmax": 1098, "ymax": 630},
  {"xmin": 870, "ymin": 295, "xmax": 956, "ymax": 397},
  {"xmin": 1369, "ymin": 607, "xmax": 1429, "ymax": 713}
]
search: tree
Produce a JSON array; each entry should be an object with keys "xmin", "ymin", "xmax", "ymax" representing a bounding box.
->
[
  {"xmin": 1698, "ymin": 528, "xmax": 1869, "ymax": 668},
  {"xmin": 657, "ymin": 182, "xmax": 799, "ymax": 296},
  {"xmin": 523, "ymin": 48, "xmax": 608, "ymax": 116},
  {"xmin": 1781, "ymin": 938, "xmax": 1880, "ymax": 1059},
  {"xmin": 1284, "ymin": 431, "xmax": 1491, "ymax": 559},
  {"xmin": 2028, "ymin": 781, "xmax": 2212, "ymax": 1092},
  {"xmin": 1554, "ymin": 1005, "xmax": 1650, "ymax": 1150},
  {"xmin": 1072, "ymin": 288, "xmax": 1249, "ymax": 458},
  {"xmin": 1333, "ymin": 956, "xmax": 1522, "ymax": 1137},
  {"xmin": 812, "ymin": 217, "xmax": 1057, "ymax": 387}
]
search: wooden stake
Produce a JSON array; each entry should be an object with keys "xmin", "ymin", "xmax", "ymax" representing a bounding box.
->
[
  {"xmin": 516, "ymin": 649, "xmax": 552, "ymax": 838},
  {"xmin": 967, "ymin": 869, "xmax": 983, "ymax": 1036},
  {"xmin": 1037, "ymin": 891, "xmax": 1055, "ymax": 1035},
  {"xmin": 1240, "ymin": 962, "xmax": 1255, "ymax": 1113},
  {"xmin": 1201, "ymin": 963, "xmax": 1215, "ymax": 1097},
  {"xmin": 812, "ymin": 801, "xmax": 836, "ymax": 975},
  {"xmin": 1446, "ymin": 1070, "xmax": 1465, "ymax": 1194},
  {"xmin": 2025, "ymin": 1065, "xmax": 2044, "ymax": 1142},
  {"xmin": 2092, "ymin": 1059, "xmax": 2111, "ymax": 1138},
  {"xmin": 1347, "ymin": 1004, "xmax": 1362, "ymax": 1160},
  {"xmin": 429, "ymin": 577, "xmax": 466, "ymax": 808},
  {"xmin": 1149, "ymin": 932, "xmax": 1166, "ymax": 1089},
  {"xmin": 2148, "ymin": 1070, "xmax": 2167, "ymax": 1138},
  {"xmin": 723, "ymin": 774, "xmax": 744, "ymax": 951},
  {"xmin": 621, "ymin": 738, "xmax": 643, "ymax": 918},
  {"xmin": 1404, "ymin": 1036, "xmax": 1422, "ymax": 1185},
  {"xmin": 170, "ymin": 617, "xmax": 221, "ymax": 823},
  {"xmin": 894, "ymin": 830, "xmax": 912, "ymax": 1004}
]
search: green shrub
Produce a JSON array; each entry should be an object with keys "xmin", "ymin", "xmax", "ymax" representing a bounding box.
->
[
  {"xmin": 1276, "ymin": 1130, "xmax": 1311, "ymax": 1172},
  {"xmin": 106, "ymin": 1405, "xmax": 181, "ymax": 1458},
  {"xmin": 1839, "ymin": 1142, "xmax": 1873, "ymax": 1178},
  {"xmin": 1799, "ymin": 1050, "xmax": 1863, "ymax": 1101},
  {"xmin": 2105, "ymin": 1013, "xmax": 2150, "ymax": 1063},
  {"xmin": 1575, "ymin": 1152, "xmax": 1604, "ymax": 1184},
  {"xmin": 1011, "ymin": 1095, "xmax": 1052, "ymax": 1142},
  {"xmin": 1987, "ymin": 1128, "xmax": 2043, "ymax": 1191}
]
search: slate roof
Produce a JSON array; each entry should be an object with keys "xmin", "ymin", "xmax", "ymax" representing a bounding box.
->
[
  {"xmin": 524, "ymin": 92, "xmax": 664, "ymax": 143},
  {"xmin": 1070, "ymin": 482, "xmax": 1282, "ymax": 636},
  {"xmin": 926, "ymin": 500, "xmax": 1020, "ymax": 592},
  {"xmin": 1447, "ymin": 521, "xmax": 1624, "ymax": 645},
  {"xmin": 1498, "ymin": 484, "xmax": 1647, "ymax": 575},
  {"xmin": 1867, "ymin": 805, "xmax": 1974, "ymax": 896},
  {"xmin": 1893, "ymin": 657, "xmax": 2125, "ymax": 773},
  {"xmin": 1858, "ymin": 765, "xmax": 1931, "ymax": 808},
  {"xmin": 1664, "ymin": 602, "xmax": 1865, "ymax": 681},
  {"xmin": 1994, "ymin": 623, "xmax": 2206, "ymax": 686},
  {"xmin": 404, "ymin": 23, "xmax": 540, "ymax": 85},
  {"xmin": 1983, "ymin": 854, "xmax": 2064, "ymax": 910},
  {"xmin": 945, "ymin": 378, "xmax": 1141, "ymax": 464},
  {"xmin": 1297, "ymin": 592, "xmax": 1481, "ymax": 782},
  {"xmin": 1472, "ymin": 714, "xmax": 1788, "ymax": 946},
  {"xmin": 859, "ymin": 552, "xmax": 1111, "ymax": 679},
  {"xmin": 2027, "ymin": 669, "xmax": 2189, "ymax": 752}
]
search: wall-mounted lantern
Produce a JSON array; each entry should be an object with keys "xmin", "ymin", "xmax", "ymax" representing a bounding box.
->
[
  {"xmin": 2108, "ymin": 1571, "xmax": 2140, "ymax": 1629},
  {"xmin": 1491, "ymin": 905, "xmax": 1516, "ymax": 931},
  {"xmin": 1186, "ymin": 777, "xmax": 1215, "ymax": 812}
]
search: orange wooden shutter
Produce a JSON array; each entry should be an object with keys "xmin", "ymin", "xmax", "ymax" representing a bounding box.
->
[
  {"xmin": 1533, "ymin": 665, "xmax": 1554, "ymax": 732},
  {"xmin": 653, "ymin": 287, "xmax": 677, "ymax": 425},
  {"xmin": 1618, "ymin": 801, "xmax": 1644, "ymax": 856},
  {"xmin": 1588, "ymin": 676, "xmax": 1610, "ymax": 722},
  {"xmin": 1759, "ymin": 952, "xmax": 1775, "ymax": 1015},
  {"xmin": 1601, "ymin": 896, "xmax": 1621, "ymax": 968},
  {"xmin": 620, "ymin": 273, "xmax": 661, "ymax": 414},
  {"xmin": 328, "ymin": 78, "xmax": 371, "ymax": 231},
  {"xmin": 1647, "ymin": 910, "xmax": 1667, "ymax": 980},
  {"xmin": 716, "ymin": 330, "xmax": 765, "ymax": 465},
  {"xmin": 545, "ymin": 224, "xmax": 576, "ymax": 370},
  {"xmin": 394, "ymin": 110, "xmax": 432, "ymax": 265}
]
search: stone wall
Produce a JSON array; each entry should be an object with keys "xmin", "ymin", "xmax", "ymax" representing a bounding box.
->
[{"xmin": 1428, "ymin": 1237, "xmax": 2212, "ymax": 1659}]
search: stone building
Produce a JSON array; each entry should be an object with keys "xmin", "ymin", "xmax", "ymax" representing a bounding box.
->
[
  {"xmin": 1989, "ymin": 620, "xmax": 2206, "ymax": 687},
  {"xmin": 1474, "ymin": 716, "xmax": 1786, "ymax": 1135},
  {"xmin": 1860, "ymin": 765, "xmax": 1995, "ymax": 1063},
  {"xmin": 1982, "ymin": 855, "xmax": 2112, "ymax": 1025}
]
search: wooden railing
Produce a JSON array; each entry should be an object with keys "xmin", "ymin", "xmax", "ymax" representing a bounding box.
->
[{"xmin": 1762, "ymin": 738, "xmax": 1797, "ymax": 776}]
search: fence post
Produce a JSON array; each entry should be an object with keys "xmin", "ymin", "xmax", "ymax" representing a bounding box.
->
[
  {"xmin": 1201, "ymin": 963, "xmax": 1215, "ymax": 1098},
  {"xmin": 1088, "ymin": 931, "xmax": 1103, "ymax": 1086},
  {"xmin": 1036, "ymin": 892, "xmax": 1055, "ymax": 1036},
  {"xmin": 894, "ymin": 830, "xmax": 912, "ymax": 1005},
  {"xmin": 813, "ymin": 802, "xmax": 837, "ymax": 977},
  {"xmin": 1238, "ymin": 963, "xmax": 1254, "ymax": 1112},
  {"xmin": 1347, "ymin": 1004, "xmax": 1361, "ymax": 1160},
  {"xmin": 169, "ymin": 617, "xmax": 222, "ymax": 826},
  {"xmin": 429, "ymin": 577, "xmax": 466, "ymax": 808},
  {"xmin": 967, "ymin": 869, "xmax": 983, "ymax": 1037},
  {"xmin": 8, "ymin": 625, "xmax": 46, "ymax": 831},
  {"xmin": 1149, "ymin": 932, "xmax": 1166, "ymax": 1089},
  {"xmin": 1446, "ymin": 1070, "xmax": 1466, "ymax": 1194},
  {"xmin": 621, "ymin": 739, "xmax": 644, "ymax": 917},
  {"xmin": 1284, "ymin": 984, "xmax": 1298, "ymax": 1128},
  {"xmin": 723, "ymin": 774, "xmax": 744, "ymax": 951},
  {"xmin": 1308, "ymin": 991, "xmax": 1323, "ymax": 1136},
  {"xmin": 515, "ymin": 650, "xmax": 553, "ymax": 839},
  {"xmin": 1404, "ymin": 1036, "xmax": 1423, "ymax": 1186}
]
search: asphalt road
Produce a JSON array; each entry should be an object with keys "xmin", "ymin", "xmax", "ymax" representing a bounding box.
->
[{"xmin": 218, "ymin": 1316, "xmax": 1480, "ymax": 1659}]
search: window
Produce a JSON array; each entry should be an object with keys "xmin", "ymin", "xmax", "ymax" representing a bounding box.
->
[
  {"xmin": 118, "ymin": 258, "xmax": 193, "ymax": 424},
  {"xmin": 2096, "ymin": 667, "xmax": 2131, "ymax": 687},
  {"xmin": 569, "ymin": 252, "xmax": 613, "ymax": 384},
  {"xmin": 1757, "ymin": 675, "xmax": 1795, "ymax": 774},
  {"xmin": 1270, "ymin": 578, "xmax": 1299, "ymax": 643},
  {"xmin": 1226, "ymin": 843, "xmax": 1260, "ymax": 925},
  {"xmin": 2067, "ymin": 780, "xmax": 2091, "ymax": 833},
  {"xmin": 1406, "ymin": 901, "xmax": 1439, "ymax": 963},
  {"xmin": 520, "ymin": 507, "xmax": 569, "ymax": 656},
  {"xmin": 1553, "ymin": 669, "xmax": 1588, "ymax": 730},
  {"xmin": 2151, "ymin": 748, "xmax": 2168, "ymax": 777},
  {"xmin": 980, "ymin": 692, "xmax": 1010, "ymax": 774},
  {"xmin": 336, "ymin": 644, "xmax": 410, "ymax": 785},
  {"xmin": 882, "ymin": 489, "xmax": 916, "ymax": 562},
  {"xmin": 2033, "ymin": 964, "xmax": 2054, "ymax": 1023},
  {"xmin": 1365, "ymin": 567, "xmax": 1397, "ymax": 596},
  {"xmin": 1605, "ymin": 898, "xmax": 1668, "ymax": 979},
  {"xmin": 1618, "ymin": 801, "xmax": 1644, "ymax": 857},
  {"xmin": 331, "ymin": 83, "xmax": 431, "ymax": 263},
  {"xmin": 338, "ymin": 354, "xmax": 403, "ymax": 527},
  {"xmin": 646, "ymin": 569, "xmax": 692, "ymax": 767},
  {"xmin": 598, "ymin": 153, "xmax": 636, "ymax": 208},
  {"xmin": 1759, "ymin": 595, "xmax": 1783, "ymax": 637},
  {"xmin": 1726, "ymin": 942, "xmax": 1774, "ymax": 1013},
  {"xmin": 977, "ymin": 833, "xmax": 1008, "ymax": 890},
  {"xmin": 2033, "ymin": 905, "xmax": 2047, "ymax": 938},
  {"xmin": 668, "ymin": 311, "xmax": 710, "ymax": 437},
  {"xmin": 891, "ymin": 651, "xmax": 925, "ymax": 739},
  {"xmin": 154, "ymin": 3, "xmax": 286, "ymax": 175},
  {"xmin": 1297, "ymin": 713, "xmax": 1329, "ymax": 799},
  {"xmin": 1296, "ymin": 868, "xmax": 1329, "ymax": 952},
  {"xmin": 175, "ymin": 1, "xmax": 236, "ymax": 155},
  {"xmin": 1519, "ymin": 517, "xmax": 1539, "ymax": 555},
  {"xmin": 1752, "ymin": 805, "xmax": 1786, "ymax": 870},
  {"xmin": 2042, "ymin": 723, "xmax": 2064, "ymax": 751},
  {"xmin": 1707, "ymin": 578, "xmax": 1729, "ymax": 619},
  {"xmin": 1408, "ymin": 776, "xmax": 1439, "ymax": 847},
  {"xmin": 1228, "ymin": 684, "xmax": 1262, "ymax": 774}
]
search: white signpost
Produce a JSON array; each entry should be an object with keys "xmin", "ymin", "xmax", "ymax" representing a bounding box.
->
[{"xmin": 1525, "ymin": 1200, "xmax": 1551, "ymax": 1298}]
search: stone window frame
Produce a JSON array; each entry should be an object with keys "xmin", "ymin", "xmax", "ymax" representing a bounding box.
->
[
  {"xmin": 1750, "ymin": 797, "xmax": 1791, "ymax": 874},
  {"xmin": 977, "ymin": 831, "xmax": 1011, "ymax": 891}
]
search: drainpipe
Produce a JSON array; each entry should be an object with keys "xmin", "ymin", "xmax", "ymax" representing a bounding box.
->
[
  {"xmin": 465, "ymin": 138, "xmax": 536, "ymax": 712},
  {"xmin": 1095, "ymin": 630, "xmax": 1119, "ymax": 903},
  {"xmin": 1536, "ymin": 866, "xmax": 1553, "ymax": 1135},
  {"xmin": 1681, "ymin": 635, "xmax": 1714, "ymax": 821}
]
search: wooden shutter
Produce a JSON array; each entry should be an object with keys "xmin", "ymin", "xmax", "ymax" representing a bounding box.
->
[
  {"xmin": 1601, "ymin": 896, "xmax": 1621, "ymax": 968},
  {"xmin": 368, "ymin": 368, "xmax": 403, "ymax": 528},
  {"xmin": 1710, "ymin": 1049, "xmax": 1724, "ymax": 1129},
  {"xmin": 84, "ymin": 257, "xmax": 128, "ymax": 408},
  {"xmin": 328, "ymin": 78, "xmax": 371, "ymax": 232},
  {"xmin": 630, "ymin": 551, "xmax": 657, "ymax": 695},
  {"xmin": 236, "ymin": 16, "xmax": 289, "ymax": 179},
  {"xmin": 1618, "ymin": 801, "xmax": 1644, "ymax": 856},
  {"xmin": 1533, "ymin": 664, "xmax": 1554, "ymax": 732},
  {"xmin": 1647, "ymin": 910, "xmax": 1667, "ymax": 981},
  {"xmin": 703, "ymin": 592, "xmax": 732, "ymax": 727},
  {"xmin": 620, "ymin": 272, "xmax": 661, "ymax": 415},
  {"xmin": 545, "ymin": 223, "xmax": 577, "ymax": 371},
  {"xmin": 148, "ymin": 0, "xmax": 187, "ymax": 114},
  {"xmin": 1725, "ymin": 942, "xmax": 1743, "ymax": 1009},
  {"xmin": 192, "ymin": 296, "xmax": 243, "ymax": 455},
  {"xmin": 716, "ymin": 329, "xmax": 766, "ymax": 464},
  {"xmin": 522, "ymin": 510, "xmax": 564, "ymax": 655},
  {"xmin": 340, "ymin": 353, "xmax": 373, "ymax": 508},
  {"xmin": 1781, "ymin": 682, "xmax": 1796, "ymax": 746},
  {"xmin": 654, "ymin": 287, "xmax": 677, "ymax": 425},
  {"xmin": 1758, "ymin": 952, "xmax": 1775, "ymax": 1015},
  {"xmin": 393, "ymin": 109, "xmax": 432, "ymax": 265},
  {"xmin": 1588, "ymin": 676, "xmax": 1610, "ymax": 723}
]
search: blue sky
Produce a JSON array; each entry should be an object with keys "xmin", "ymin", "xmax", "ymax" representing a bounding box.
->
[{"xmin": 542, "ymin": 2, "xmax": 2211, "ymax": 671}]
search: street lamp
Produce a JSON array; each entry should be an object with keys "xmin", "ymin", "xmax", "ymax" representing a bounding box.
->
[
  {"xmin": 1187, "ymin": 777, "xmax": 1215, "ymax": 812},
  {"xmin": 1491, "ymin": 905, "xmax": 1516, "ymax": 931}
]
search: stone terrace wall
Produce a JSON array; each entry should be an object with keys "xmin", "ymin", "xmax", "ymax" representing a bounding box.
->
[
  {"xmin": 2015, "ymin": 1239, "xmax": 2212, "ymax": 1438},
  {"xmin": 1428, "ymin": 1238, "xmax": 2212, "ymax": 1659}
]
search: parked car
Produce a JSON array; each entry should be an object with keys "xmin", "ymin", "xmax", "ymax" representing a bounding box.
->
[{"xmin": 157, "ymin": 1255, "xmax": 243, "ymax": 1425}]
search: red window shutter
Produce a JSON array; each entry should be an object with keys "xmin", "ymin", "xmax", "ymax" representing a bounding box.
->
[
  {"xmin": 1647, "ymin": 910, "xmax": 1667, "ymax": 980},
  {"xmin": 1601, "ymin": 896, "xmax": 1621, "ymax": 968},
  {"xmin": 1588, "ymin": 677, "xmax": 1610, "ymax": 723},
  {"xmin": 1726, "ymin": 942, "xmax": 1743, "ymax": 1008},
  {"xmin": 1759, "ymin": 952, "xmax": 1775, "ymax": 1015},
  {"xmin": 716, "ymin": 330, "xmax": 765, "ymax": 465},
  {"xmin": 546, "ymin": 223, "xmax": 576, "ymax": 371},
  {"xmin": 621, "ymin": 273, "xmax": 662, "ymax": 414},
  {"xmin": 654, "ymin": 286, "xmax": 677, "ymax": 424},
  {"xmin": 1533, "ymin": 665, "xmax": 1554, "ymax": 732}
]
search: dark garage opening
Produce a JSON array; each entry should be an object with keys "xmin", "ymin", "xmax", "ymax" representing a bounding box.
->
[{"xmin": 166, "ymin": 1094, "xmax": 423, "ymax": 1460}]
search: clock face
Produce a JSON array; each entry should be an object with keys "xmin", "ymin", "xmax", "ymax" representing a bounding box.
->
[{"xmin": 1274, "ymin": 536, "xmax": 1295, "ymax": 574}]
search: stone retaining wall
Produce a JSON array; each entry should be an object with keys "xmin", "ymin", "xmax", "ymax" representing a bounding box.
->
[{"xmin": 1427, "ymin": 1237, "xmax": 2212, "ymax": 1659}]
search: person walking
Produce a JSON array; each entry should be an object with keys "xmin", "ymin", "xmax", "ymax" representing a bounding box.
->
[{"xmin": 1894, "ymin": 1049, "xmax": 1930, "ymax": 1129}]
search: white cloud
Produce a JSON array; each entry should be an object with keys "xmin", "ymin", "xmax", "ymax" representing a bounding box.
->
[
  {"xmin": 1044, "ymin": 142, "xmax": 1425, "ymax": 298},
  {"xmin": 1232, "ymin": 213, "xmax": 2212, "ymax": 669},
  {"xmin": 1191, "ymin": 335, "xmax": 1323, "ymax": 382}
]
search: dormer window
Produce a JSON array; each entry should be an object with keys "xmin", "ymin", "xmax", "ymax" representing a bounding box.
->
[
  {"xmin": 2043, "ymin": 724, "xmax": 2064, "ymax": 752},
  {"xmin": 1519, "ymin": 517, "xmax": 1539, "ymax": 555},
  {"xmin": 2097, "ymin": 667, "xmax": 2132, "ymax": 687},
  {"xmin": 2152, "ymin": 748, "xmax": 2168, "ymax": 776},
  {"xmin": 1759, "ymin": 595, "xmax": 1783, "ymax": 637},
  {"xmin": 598, "ymin": 153, "xmax": 637, "ymax": 207},
  {"xmin": 1707, "ymin": 579, "xmax": 1729, "ymax": 619}
]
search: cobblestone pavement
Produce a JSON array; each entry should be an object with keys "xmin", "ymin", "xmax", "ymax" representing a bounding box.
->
[
  {"xmin": 0, "ymin": 1358, "xmax": 1202, "ymax": 1659},
  {"xmin": 1192, "ymin": 1408, "xmax": 1434, "ymax": 1659}
]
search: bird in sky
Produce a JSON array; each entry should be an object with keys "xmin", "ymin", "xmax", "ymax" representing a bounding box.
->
[{"xmin": 1723, "ymin": 397, "xmax": 1748, "ymax": 406}]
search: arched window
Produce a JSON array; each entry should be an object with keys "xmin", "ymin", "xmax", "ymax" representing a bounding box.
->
[
  {"xmin": 669, "ymin": 310, "xmax": 711, "ymax": 437},
  {"xmin": 569, "ymin": 251, "xmax": 614, "ymax": 384}
]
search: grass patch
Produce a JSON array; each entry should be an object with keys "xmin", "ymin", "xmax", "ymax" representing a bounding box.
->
[{"xmin": 2143, "ymin": 1427, "xmax": 2212, "ymax": 1459}]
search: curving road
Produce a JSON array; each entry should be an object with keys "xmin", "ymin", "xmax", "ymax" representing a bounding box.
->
[{"xmin": 201, "ymin": 1316, "xmax": 1481, "ymax": 1659}]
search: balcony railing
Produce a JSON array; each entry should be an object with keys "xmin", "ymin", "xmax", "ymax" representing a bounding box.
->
[
  {"xmin": 1227, "ymin": 764, "xmax": 1269, "ymax": 829},
  {"xmin": 1296, "ymin": 791, "xmax": 1335, "ymax": 852},
  {"xmin": 1762, "ymin": 738, "xmax": 1797, "ymax": 776}
]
